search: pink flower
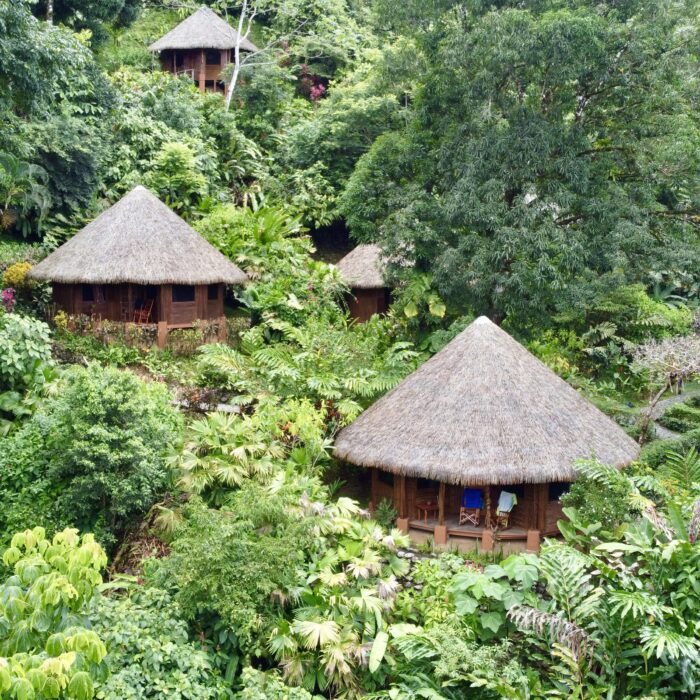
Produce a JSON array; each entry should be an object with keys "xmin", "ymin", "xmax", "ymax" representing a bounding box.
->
[
  {"xmin": 1, "ymin": 288, "xmax": 16, "ymax": 313},
  {"xmin": 310, "ymin": 82, "xmax": 326, "ymax": 101}
]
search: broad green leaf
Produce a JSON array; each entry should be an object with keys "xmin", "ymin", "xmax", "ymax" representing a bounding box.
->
[
  {"xmin": 454, "ymin": 594, "xmax": 479, "ymax": 615},
  {"xmin": 369, "ymin": 630, "xmax": 389, "ymax": 673},
  {"xmin": 480, "ymin": 612, "xmax": 504, "ymax": 634},
  {"xmin": 66, "ymin": 671, "xmax": 94, "ymax": 700},
  {"xmin": 403, "ymin": 301, "xmax": 418, "ymax": 318}
]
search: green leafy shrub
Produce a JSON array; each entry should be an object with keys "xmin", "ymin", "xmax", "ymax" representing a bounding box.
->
[
  {"xmin": 0, "ymin": 314, "xmax": 52, "ymax": 392},
  {"xmin": 0, "ymin": 364, "xmax": 181, "ymax": 549},
  {"xmin": 658, "ymin": 402, "xmax": 700, "ymax": 433},
  {"xmin": 0, "ymin": 527, "xmax": 108, "ymax": 699},
  {"xmin": 150, "ymin": 491, "xmax": 315, "ymax": 661},
  {"xmin": 0, "ymin": 421, "xmax": 61, "ymax": 546},
  {"xmin": 0, "ymin": 239, "xmax": 44, "ymax": 275},
  {"xmin": 144, "ymin": 142, "xmax": 207, "ymax": 217},
  {"xmin": 92, "ymin": 586, "xmax": 228, "ymax": 700},
  {"xmin": 234, "ymin": 668, "xmax": 318, "ymax": 699},
  {"xmin": 373, "ymin": 499, "xmax": 398, "ymax": 531},
  {"xmin": 560, "ymin": 461, "xmax": 640, "ymax": 532},
  {"xmin": 45, "ymin": 365, "xmax": 181, "ymax": 546},
  {"xmin": 642, "ymin": 428, "xmax": 700, "ymax": 468}
]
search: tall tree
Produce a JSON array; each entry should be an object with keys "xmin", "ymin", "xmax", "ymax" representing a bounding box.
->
[{"xmin": 341, "ymin": 0, "xmax": 700, "ymax": 327}]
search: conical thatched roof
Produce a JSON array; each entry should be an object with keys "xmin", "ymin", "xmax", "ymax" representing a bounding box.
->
[
  {"xmin": 336, "ymin": 244, "xmax": 387, "ymax": 289},
  {"xmin": 29, "ymin": 187, "xmax": 247, "ymax": 286},
  {"xmin": 334, "ymin": 317, "xmax": 639, "ymax": 485},
  {"xmin": 149, "ymin": 7, "xmax": 258, "ymax": 52}
]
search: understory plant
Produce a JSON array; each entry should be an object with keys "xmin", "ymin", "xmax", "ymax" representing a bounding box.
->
[{"xmin": 0, "ymin": 527, "xmax": 108, "ymax": 700}]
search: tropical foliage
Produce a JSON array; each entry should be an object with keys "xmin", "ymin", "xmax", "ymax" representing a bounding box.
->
[{"xmin": 3, "ymin": 0, "xmax": 700, "ymax": 698}]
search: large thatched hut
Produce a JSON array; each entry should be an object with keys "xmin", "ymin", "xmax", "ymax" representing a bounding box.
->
[
  {"xmin": 334, "ymin": 316, "xmax": 640, "ymax": 550},
  {"xmin": 149, "ymin": 7, "xmax": 258, "ymax": 95},
  {"xmin": 336, "ymin": 244, "xmax": 391, "ymax": 322},
  {"xmin": 29, "ymin": 186, "xmax": 247, "ymax": 347}
]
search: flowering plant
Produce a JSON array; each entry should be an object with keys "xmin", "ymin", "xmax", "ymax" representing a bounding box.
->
[{"xmin": 1, "ymin": 287, "xmax": 15, "ymax": 313}]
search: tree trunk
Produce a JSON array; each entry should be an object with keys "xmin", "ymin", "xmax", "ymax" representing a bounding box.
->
[
  {"xmin": 638, "ymin": 378, "xmax": 671, "ymax": 445},
  {"xmin": 225, "ymin": 0, "xmax": 248, "ymax": 111},
  {"xmin": 47, "ymin": 0, "xmax": 54, "ymax": 23}
]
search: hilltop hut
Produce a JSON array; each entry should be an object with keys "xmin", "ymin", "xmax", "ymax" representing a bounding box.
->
[
  {"xmin": 334, "ymin": 316, "xmax": 640, "ymax": 551},
  {"xmin": 29, "ymin": 186, "xmax": 247, "ymax": 348},
  {"xmin": 336, "ymin": 244, "xmax": 391, "ymax": 322},
  {"xmin": 149, "ymin": 7, "xmax": 258, "ymax": 95}
]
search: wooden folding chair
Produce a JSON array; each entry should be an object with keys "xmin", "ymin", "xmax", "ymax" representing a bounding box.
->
[
  {"xmin": 459, "ymin": 488, "xmax": 483, "ymax": 526},
  {"xmin": 494, "ymin": 490, "xmax": 517, "ymax": 531}
]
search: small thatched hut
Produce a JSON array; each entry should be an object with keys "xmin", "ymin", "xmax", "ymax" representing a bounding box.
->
[
  {"xmin": 334, "ymin": 316, "xmax": 640, "ymax": 550},
  {"xmin": 29, "ymin": 186, "xmax": 247, "ymax": 347},
  {"xmin": 149, "ymin": 7, "xmax": 258, "ymax": 95},
  {"xmin": 336, "ymin": 244, "xmax": 391, "ymax": 322}
]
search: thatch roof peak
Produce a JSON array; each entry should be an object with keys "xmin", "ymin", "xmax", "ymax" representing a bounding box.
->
[
  {"xmin": 29, "ymin": 186, "xmax": 247, "ymax": 286},
  {"xmin": 334, "ymin": 316, "xmax": 640, "ymax": 485},
  {"xmin": 149, "ymin": 7, "xmax": 258, "ymax": 52},
  {"xmin": 336, "ymin": 244, "xmax": 388, "ymax": 289}
]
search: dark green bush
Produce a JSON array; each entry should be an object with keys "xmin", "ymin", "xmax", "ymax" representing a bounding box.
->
[
  {"xmin": 92, "ymin": 586, "xmax": 228, "ymax": 699},
  {"xmin": 0, "ymin": 364, "xmax": 181, "ymax": 550},
  {"xmin": 657, "ymin": 402, "xmax": 700, "ymax": 433},
  {"xmin": 641, "ymin": 428, "xmax": 700, "ymax": 469}
]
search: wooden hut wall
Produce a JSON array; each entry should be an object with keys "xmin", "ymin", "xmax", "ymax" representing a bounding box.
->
[
  {"xmin": 52, "ymin": 283, "xmax": 164, "ymax": 322},
  {"xmin": 52, "ymin": 283, "xmax": 76, "ymax": 314},
  {"xmin": 349, "ymin": 288, "xmax": 390, "ymax": 322},
  {"xmin": 206, "ymin": 283, "xmax": 224, "ymax": 318},
  {"xmin": 169, "ymin": 285, "xmax": 199, "ymax": 325},
  {"xmin": 161, "ymin": 49, "xmax": 228, "ymax": 92},
  {"xmin": 545, "ymin": 497, "xmax": 565, "ymax": 536}
]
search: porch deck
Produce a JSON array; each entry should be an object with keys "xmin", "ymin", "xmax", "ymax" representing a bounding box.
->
[{"xmin": 409, "ymin": 517, "xmax": 528, "ymax": 540}]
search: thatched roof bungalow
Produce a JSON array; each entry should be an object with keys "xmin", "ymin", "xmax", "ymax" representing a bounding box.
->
[
  {"xmin": 334, "ymin": 316, "xmax": 640, "ymax": 550},
  {"xmin": 336, "ymin": 244, "xmax": 391, "ymax": 322},
  {"xmin": 30, "ymin": 186, "xmax": 246, "ymax": 347},
  {"xmin": 149, "ymin": 7, "xmax": 258, "ymax": 95}
]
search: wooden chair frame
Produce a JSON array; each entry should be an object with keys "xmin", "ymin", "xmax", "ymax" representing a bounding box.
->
[
  {"xmin": 133, "ymin": 298, "xmax": 154, "ymax": 324},
  {"xmin": 459, "ymin": 506, "xmax": 481, "ymax": 526}
]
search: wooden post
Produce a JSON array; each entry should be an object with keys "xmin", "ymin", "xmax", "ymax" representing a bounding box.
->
[
  {"xmin": 157, "ymin": 321, "xmax": 168, "ymax": 349},
  {"xmin": 199, "ymin": 50, "xmax": 206, "ymax": 92},
  {"xmin": 534, "ymin": 484, "xmax": 548, "ymax": 532},
  {"xmin": 218, "ymin": 314, "xmax": 227, "ymax": 343},
  {"xmin": 434, "ymin": 524, "xmax": 447, "ymax": 546},
  {"xmin": 397, "ymin": 475, "xmax": 407, "ymax": 519},
  {"xmin": 438, "ymin": 482, "xmax": 446, "ymax": 525},
  {"xmin": 484, "ymin": 487, "xmax": 492, "ymax": 529},
  {"xmin": 526, "ymin": 530, "xmax": 541, "ymax": 553}
]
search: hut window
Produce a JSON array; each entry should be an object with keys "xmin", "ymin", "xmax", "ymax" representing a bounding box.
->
[
  {"xmin": 206, "ymin": 51, "xmax": 221, "ymax": 65},
  {"xmin": 82, "ymin": 284, "xmax": 94, "ymax": 302},
  {"xmin": 417, "ymin": 478, "xmax": 439, "ymax": 492},
  {"xmin": 377, "ymin": 471, "xmax": 394, "ymax": 487},
  {"xmin": 172, "ymin": 285, "xmax": 195, "ymax": 303},
  {"xmin": 207, "ymin": 284, "xmax": 219, "ymax": 300},
  {"xmin": 549, "ymin": 482, "xmax": 570, "ymax": 502},
  {"xmin": 506, "ymin": 484, "xmax": 525, "ymax": 500},
  {"xmin": 175, "ymin": 52, "xmax": 184, "ymax": 67}
]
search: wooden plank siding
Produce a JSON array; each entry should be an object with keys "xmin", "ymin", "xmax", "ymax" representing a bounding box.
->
[
  {"xmin": 348, "ymin": 288, "xmax": 390, "ymax": 323},
  {"xmin": 51, "ymin": 283, "xmax": 225, "ymax": 328},
  {"xmin": 160, "ymin": 49, "xmax": 229, "ymax": 94}
]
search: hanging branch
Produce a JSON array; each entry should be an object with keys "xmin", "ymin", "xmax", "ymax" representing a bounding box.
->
[{"xmin": 633, "ymin": 335, "xmax": 700, "ymax": 443}]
